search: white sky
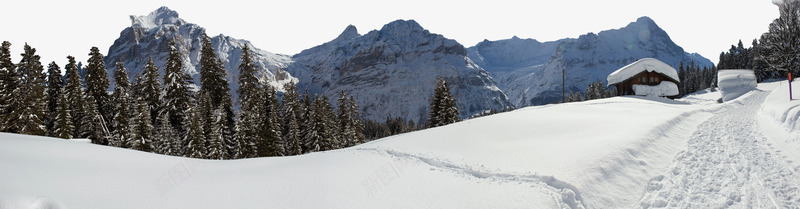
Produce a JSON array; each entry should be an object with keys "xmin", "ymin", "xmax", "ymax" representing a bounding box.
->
[{"xmin": 1, "ymin": 0, "xmax": 778, "ymax": 66}]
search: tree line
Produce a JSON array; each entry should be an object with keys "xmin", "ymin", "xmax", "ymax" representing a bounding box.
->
[
  {"xmin": 719, "ymin": 1, "xmax": 800, "ymax": 82},
  {"xmin": 0, "ymin": 38, "xmax": 462, "ymax": 159}
]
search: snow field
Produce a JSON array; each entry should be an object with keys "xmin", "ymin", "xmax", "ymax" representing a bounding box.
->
[{"xmin": 3, "ymin": 82, "xmax": 800, "ymax": 208}]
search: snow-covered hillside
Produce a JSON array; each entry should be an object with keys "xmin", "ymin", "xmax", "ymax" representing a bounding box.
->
[
  {"xmin": 468, "ymin": 17, "xmax": 714, "ymax": 106},
  {"xmin": 4, "ymin": 81, "xmax": 799, "ymax": 208},
  {"xmin": 104, "ymin": 6, "xmax": 295, "ymax": 95},
  {"xmin": 287, "ymin": 20, "xmax": 511, "ymax": 122}
]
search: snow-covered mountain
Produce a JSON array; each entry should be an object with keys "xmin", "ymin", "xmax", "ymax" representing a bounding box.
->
[
  {"xmin": 468, "ymin": 17, "xmax": 713, "ymax": 106},
  {"xmin": 104, "ymin": 6, "xmax": 295, "ymax": 96},
  {"xmin": 286, "ymin": 20, "xmax": 512, "ymax": 122}
]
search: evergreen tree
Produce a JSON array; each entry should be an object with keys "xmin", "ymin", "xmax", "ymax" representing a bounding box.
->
[
  {"xmin": 300, "ymin": 91, "xmax": 313, "ymax": 152},
  {"xmin": 64, "ymin": 56, "xmax": 86, "ymax": 138},
  {"xmin": 85, "ymin": 47, "xmax": 111, "ymax": 140},
  {"xmin": 0, "ymin": 41, "xmax": 17, "ymax": 132},
  {"xmin": 82, "ymin": 96, "xmax": 102, "ymax": 143},
  {"xmin": 349, "ymin": 96, "xmax": 365, "ymax": 144},
  {"xmin": 757, "ymin": 0, "xmax": 800, "ymax": 77},
  {"xmin": 199, "ymin": 35, "xmax": 237, "ymax": 157},
  {"xmin": 139, "ymin": 57, "xmax": 162, "ymax": 126},
  {"xmin": 206, "ymin": 106, "xmax": 225, "ymax": 160},
  {"xmin": 53, "ymin": 88, "xmax": 73, "ymax": 139},
  {"xmin": 261, "ymin": 85, "xmax": 284, "ymax": 156},
  {"xmin": 235, "ymin": 44, "xmax": 261, "ymax": 158},
  {"xmin": 162, "ymin": 41, "xmax": 193, "ymax": 136},
  {"xmin": 111, "ymin": 60, "xmax": 132, "ymax": 147},
  {"xmin": 303, "ymin": 94, "xmax": 321, "ymax": 153},
  {"xmin": 186, "ymin": 107, "xmax": 206, "ymax": 159},
  {"xmin": 45, "ymin": 62, "xmax": 64, "ymax": 136},
  {"xmin": 131, "ymin": 98, "xmax": 153, "ymax": 152},
  {"xmin": 337, "ymin": 91, "xmax": 364, "ymax": 147},
  {"xmin": 427, "ymin": 78, "xmax": 459, "ymax": 128},
  {"xmin": 280, "ymin": 82, "xmax": 303, "ymax": 155},
  {"xmin": 9, "ymin": 43, "xmax": 47, "ymax": 136},
  {"xmin": 154, "ymin": 113, "xmax": 180, "ymax": 156}
]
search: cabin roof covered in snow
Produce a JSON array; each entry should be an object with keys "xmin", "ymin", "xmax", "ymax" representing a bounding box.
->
[{"xmin": 607, "ymin": 58, "xmax": 680, "ymax": 86}]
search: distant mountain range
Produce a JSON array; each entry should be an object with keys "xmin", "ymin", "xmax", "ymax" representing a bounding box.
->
[
  {"xmin": 467, "ymin": 17, "xmax": 713, "ymax": 106},
  {"xmin": 104, "ymin": 7, "xmax": 712, "ymax": 122}
]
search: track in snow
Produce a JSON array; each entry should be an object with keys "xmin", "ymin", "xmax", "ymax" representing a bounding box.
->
[
  {"xmin": 639, "ymin": 90, "xmax": 800, "ymax": 208},
  {"xmin": 358, "ymin": 148, "xmax": 587, "ymax": 209}
]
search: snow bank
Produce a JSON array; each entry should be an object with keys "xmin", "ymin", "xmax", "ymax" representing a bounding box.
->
[
  {"xmin": 607, "ymin": 58, "xmax": 679, "ymax": 85},
  {"xmin": 717, "ymin": 69, "xmax": 757, "ymax": 102},
  {"xmin": 760, "ymin": 80, "xmax": 800, "ymax": 131},
  {"xmin": 632, "ymin": 81, "xmax": 679, "ymax": 97}
]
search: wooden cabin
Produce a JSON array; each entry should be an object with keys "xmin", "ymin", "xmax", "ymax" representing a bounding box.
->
[{"xmin": 606, "ymin": 58, "xmax": 680, "ymax": 98}]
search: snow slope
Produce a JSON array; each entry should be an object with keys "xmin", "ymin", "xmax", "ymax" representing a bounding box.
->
[{"xmin": 3, "ymin": 82, "xmax": 800, "ymax": 208}]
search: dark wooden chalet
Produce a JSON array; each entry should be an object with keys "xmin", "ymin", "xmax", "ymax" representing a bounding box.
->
[{"xmin": 606, "ymin": 58, "xmax": 680, "ymax": 98}]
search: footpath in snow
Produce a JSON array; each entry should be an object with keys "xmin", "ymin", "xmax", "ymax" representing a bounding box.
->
[{"xmin": 640, "ymin": 84, "xmax": 800, "ymax": 208}]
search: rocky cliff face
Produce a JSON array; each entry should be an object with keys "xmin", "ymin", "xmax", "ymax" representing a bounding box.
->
[
  {"xmin": 468, "ymin": 17, "xmax": 713, "ymax": 106},
  {"xmin": 287, "ymin": 20, "xmax": 512, "ymax": 122},
  {"xmin": 104, "ymin": 6, "xmax": 295, "ymax": 97}
]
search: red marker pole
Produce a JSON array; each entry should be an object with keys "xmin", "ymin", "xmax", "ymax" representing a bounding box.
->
[{"xmin": 790, "ymin": 73, "xmax": 793, "ymax": 101}]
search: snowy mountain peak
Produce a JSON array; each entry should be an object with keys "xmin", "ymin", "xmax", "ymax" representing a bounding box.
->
[
  {"xmin": 129, "ymin": 6, "xmax": 184, "ymax": 30},
  {"xmin": 634, "ymin": 16, "xmax": 657, "ymax": 27},
  {"xmin": 336, "ymin": 25, "xmax": 360, "ymax": 41},
  {"xmin": 379, "ymin": 19, "xmax": 426, "ymax": 37}
]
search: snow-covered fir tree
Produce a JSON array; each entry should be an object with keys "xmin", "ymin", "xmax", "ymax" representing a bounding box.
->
[
  {"xmin": 348, "ymin": 96, "xmax": 365, "ymax": 145},
  {"xmin": 280, "ymin": 82, "xmax": 303, "ymax": 155},
  {"xmin": 199, "ymin": 93, "xmax": 225, "ymax": 159},
  {"xmin": 427, "ymin": 77, "xmax": 459, "ymax": 128},
  {"xmin": 199, "ymin": 35, "xmax": 237, "ymax": 158},
  {"xmin": 302, "ymin": 94, "xmax": 321, "ymax": 153},
  {"xmin": 337, "ymin": 91, "xmax": 353, "ymax": 147},
  {"xmin": 162, "ymin": 41, "xmax": 193, "ymax": 136},
  {"xmin": 82, "ymin": 95, "xmax": 104, "ymax": 143},
  {"xmin": 206, "ymin": 106, "xmax": 226, "ymax": 160},
  {"xmin": 45, "ymin": 62, "xmax": 64, "ymax": 136},
  {"xmin": 131, "ymin": 98, "xmax": 153, "ymax": 152},
  {"xmin": 0, "ymin": 41, "xmax": 18, "ymax": 133},
  {"xmin": 138, "ymin": 57, "xmax": 162, "ymax": 126},
  {"xmin": 261, "ymin": 85, "xmax": 284, "ymax": 156},
  {"xmin": 337, "ymin": 91, "xmax": 365, "ymax": 147},
  {"xmin": 85, "ymin": 47, "xmax": 111, "ymax": 143},
  {"xmin": 110, "ymin": 60, "xmax": 132, "ymax": 148},
  {"xmin": 235, "ymin": 44, "xmax": 261, "ymax": 158},
  {"xmin": 53, "ymin": 87, "xmax": 73, "ymax": 139},
  {"xmin": 315, "ymin": 95, "xmax": 340, "ymax": 151},
  {"xmin": 154, "ymin": 113, "xmax": 181, "ymax": 156},
  {"xmin": 64, "ymin": 56, "xmax": 86, "ymax": 138},
  {"xmin": 10, "ymin": 43, "xmax": 47, "ymax": 136},
  {"xmin": 186, "ymin": 107, "xmax": 206, "ymax": 159},
  {"xmin": 300, "ymin": 91, "xmax": 313, "ymax": 153}
]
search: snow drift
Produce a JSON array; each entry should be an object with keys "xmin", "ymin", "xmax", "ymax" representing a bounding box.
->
[
  {"xmin": 632, "ymin": 81, "xmax": 679, "ymax": 97},
  {"xmin": 717, "ymin": 69, "xmax": 757, "ymax": 102}
]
